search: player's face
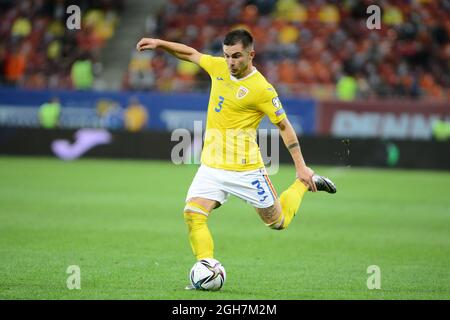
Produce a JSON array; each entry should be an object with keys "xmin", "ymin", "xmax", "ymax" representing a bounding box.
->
[{"xmin": 223, "ymin": 43, "xmax": 255, "ymax": 78}]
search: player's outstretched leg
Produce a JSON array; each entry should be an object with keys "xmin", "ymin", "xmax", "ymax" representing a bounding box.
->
[
  {"xmin": 277, "ymin": 179, "xmax": 308, "ymax": 229},
  {"xmin": 264, "ymin": 174, "xmax": 337, "ymax": 230}
]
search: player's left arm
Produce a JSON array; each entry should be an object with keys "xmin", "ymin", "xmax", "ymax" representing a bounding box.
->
[
  {"xmin": 276, "ymin": 118, "xmax": 317, "ymax": 192},
  {"xmin": 257, "ymin": 88, "xmax": 317, "ymax": 192}
]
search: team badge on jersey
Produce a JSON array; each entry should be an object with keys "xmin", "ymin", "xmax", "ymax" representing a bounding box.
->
[{"xmin": 237, "ymin": 86, "xmax": 249, "ymax": 99}]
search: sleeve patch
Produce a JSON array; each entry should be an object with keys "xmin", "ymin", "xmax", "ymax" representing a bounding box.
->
[{"xmin": 272, "ymin": 97, "xmax": 282, "ymax": 110}]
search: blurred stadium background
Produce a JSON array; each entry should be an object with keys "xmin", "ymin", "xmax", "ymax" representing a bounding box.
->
[{"xmin": 0, "ymin": 0, "xmax": 449, "ymax": 299}]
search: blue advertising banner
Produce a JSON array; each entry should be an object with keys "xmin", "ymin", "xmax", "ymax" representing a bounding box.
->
[{"xmin": 0, "ymin": 87, "xmax": 316, "ymax": 134}]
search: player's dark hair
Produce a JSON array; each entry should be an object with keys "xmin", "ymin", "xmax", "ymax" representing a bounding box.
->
[{"xmin": 223, "ymin": 29, "xmax": 254, "ymax": 49}]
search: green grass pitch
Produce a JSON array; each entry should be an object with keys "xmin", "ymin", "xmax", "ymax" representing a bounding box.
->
[{"xmin": 0, "ymin": 156, "xmax": 449, "ymax": 299}]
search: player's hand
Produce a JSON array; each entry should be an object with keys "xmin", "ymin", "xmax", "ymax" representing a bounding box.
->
[
  {"xmin": 136, "ymin": 38, "xmax": 159, "ymax": 51},
  {"xmin": 296, "ymin": 165, "xmax": 317, "ymax": 192}
]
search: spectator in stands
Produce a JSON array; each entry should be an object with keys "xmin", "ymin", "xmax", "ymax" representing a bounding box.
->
[
  {"xmin": 4, "ymin": 45, "xmax": 26, "ymax": 85},
  {"xmin": 71, "ymin": 53, "xmax": 94, "ymax": 90},
  {"xmin": 432, "ymin": 119, "xmax": 450, "ymax": 141},
  {"xmin": 124, "ymin": 97, "xmax": 149, "ymax": 132},
  {"xmin": 336, "ymin": 72, "xmax": 358, "ymax": 101},
  {"xmin": 11, "ymin": 16, "xmax": 32, "ymax": 39},
  {"xmin": 127, "ymin": 50, "xmax": 155, "ymax": 91},
  {"xmin": 39, "ymin": 97, "xmax": 61, "ymax": 129}
]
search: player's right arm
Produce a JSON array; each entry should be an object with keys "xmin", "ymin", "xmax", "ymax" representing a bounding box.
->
[
  {"xmin": 276, "ymin": 118, "xmax": 317, "ymax": 192},
  {"xmin": 136, "ymin": 38, "xmax": 202, "ymax": 65}
]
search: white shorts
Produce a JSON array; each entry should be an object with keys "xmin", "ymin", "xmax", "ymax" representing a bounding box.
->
[{"xmin": 186, "ymin": 164, "xmax": 278, "ymax": 209}]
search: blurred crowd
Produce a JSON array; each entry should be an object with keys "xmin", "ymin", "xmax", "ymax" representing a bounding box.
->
[
  {"xmin": 0, "ymin": 0, "xmax": 123, "ymax": 90},
  {"xmin": 1, "ymin": 0, "xmax": 448, "ymax": 101},
  {"xmin": 126, "ymin": 0, "xmax": 450, "ymax": 100}
]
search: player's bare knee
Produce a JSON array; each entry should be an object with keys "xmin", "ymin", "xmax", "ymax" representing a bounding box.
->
[
  {"xmin": 267, "ymin": 215, "xmax": 285, "ymax": 230},
  {"xmin": 263, "ymin": 212, "xmax": 279, "ymax": 225},
  {"xmin": 257, "ymin": 205, "xmax": 285, "ymax": 230}
]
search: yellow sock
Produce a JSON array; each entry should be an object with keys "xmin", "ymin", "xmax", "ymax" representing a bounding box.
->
[
  {"xmin": 183, "ymin": 202, "xmax": 214, "ymax": 260},
  {"xmin": 279, "ymin": 180, "xmax": 308, "ymax": 229}
]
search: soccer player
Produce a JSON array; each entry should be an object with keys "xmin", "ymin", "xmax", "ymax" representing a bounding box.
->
[{"xmin": 136, "ymin": 29, "xmax": 337, "ymax": 289}]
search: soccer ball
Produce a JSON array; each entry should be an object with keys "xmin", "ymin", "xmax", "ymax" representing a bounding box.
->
[{"xmin": 189, "ymin": 258, "xmax": 226, "ymax": 291}]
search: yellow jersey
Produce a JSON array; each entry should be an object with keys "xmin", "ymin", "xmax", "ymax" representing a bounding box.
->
[{"xmin": 199, "ymin": 54, "xmax": 287, "ymax": 171}]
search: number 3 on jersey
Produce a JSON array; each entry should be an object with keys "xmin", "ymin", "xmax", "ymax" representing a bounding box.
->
[{"xmin": 215, "ymin": 96, "xmax": 224, "ymax": 112}]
